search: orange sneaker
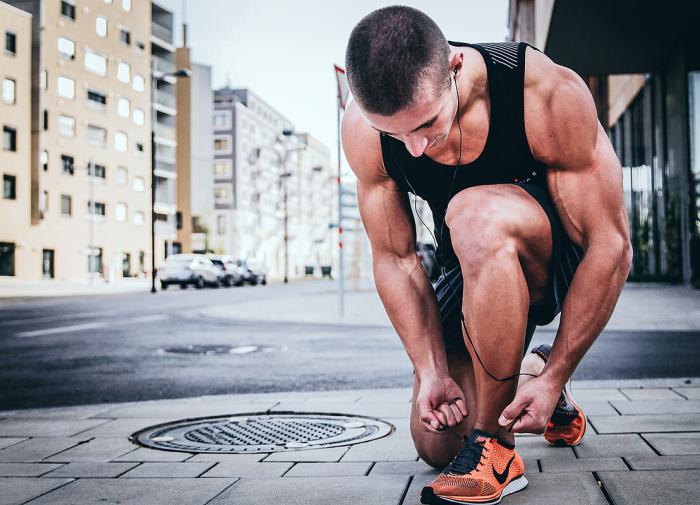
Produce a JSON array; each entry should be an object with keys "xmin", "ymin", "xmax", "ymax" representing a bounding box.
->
[
  {"xmin": 421, "ymin": 430, "xmax": 528, "ymax": 504},
  {"xmin": 531, "ymin": 344, "xmax": 587, "ymax": 447}
]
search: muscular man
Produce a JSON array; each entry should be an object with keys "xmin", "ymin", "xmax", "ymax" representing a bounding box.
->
[{"xmin": 341, "ymin": 6, "xmax": 632, "ymax": 505}]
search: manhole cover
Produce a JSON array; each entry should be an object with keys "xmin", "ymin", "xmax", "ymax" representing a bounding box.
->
[
  {"xmin": 157, "ymin": 344, "xmax": 279, "ymax": 355},
  {"xmin": 131, "ymin": 412, "xmax": 394, "ymax": 454}
]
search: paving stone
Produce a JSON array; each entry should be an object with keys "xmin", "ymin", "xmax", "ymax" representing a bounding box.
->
[
  {"xmin": 187, "ymin": 452, "xmax": 267, "ymax": 463},
  {"xmin": 270, "ymin": 400, "xmax": 411, "ymax": 418},
  {"xmin": 27, "ymin": 477, "xmax": 237, "ymax": 505},
  {"xmin": 112, "ymin": 446, "xmax": 194, "ymax": 462},
  {"xmin": 0, "ymin": 405, "xmax": 110, "ymax": 419},
  {"xmin": 263, "ymin": 447, "xmax": 349, "ymax": 462},
  {"xmin": 574, "ymin": 434, "xmax": 657, "ymax": 458},
  {"xmin": 0, "ymin": 462, "xmax": 64, "ymax": 477},
  {"xmin": 41, "ymin": 461, "xmax": 139, "ymax": 478},
  {"xmin": 121, "ymin": 462, "xmax": 215, "ymax": 478},
  {"xmin": 401, "ymin": 472, "xmax": 608, "ymax": 505},
  {"xmin": 599, "ymin": 470, "xmax": 700, "ymax": 505},
  {"xmin": 674, "ymin": 387, "xmax": 700, "ymax": 399},
  {"xmin": 0, "ymin": 477, "xmax": 73, "ymax": 505},
  {"xmin": 612, "ymin": 399, "xmax": 700, "ymax": 415},
  {"xmin": 0, "ymin": 438, "xmax": 26, "ymax": 450},
  {"xmin": 208, "ymin": 475, "xmax": 410, "ymax": 505},
  {"xmin": 621, "ymin": 388, "xmax": 685, "ymax": 400},
  {"xmin": 642, "ymin": 432, "xmax": 700, "ymax": 455},
  {"xmin": 569, "ymin": 400, "xmax": 618, "ymax": 416},
  {"xmin": 539, "ymin": 457, "xmax": 628, "ymax": 472},
  {"xmin": 45, "ymin": 437, "xmax": 139, "ymax": 462},
  {"xmin": 370, "ymin": 460, "xmax": 438, "ymax": 477},
  {"xmin": 568, "ymin": 388, "xmax": 628, "ymax": 402},
  {"xmin": 626, "ymin": 454, "xmax": 700, "ymax": 470},
  {"xmin": 0, "ymin": 418, "xmax": 108, "ymax": 437},
  {"xmin": 514, "ymin": 437, "xmax": 577, "ymax": 460},
  {"xmin": 341, "ymin": 420, "xmax": 418, "ymax": 462},
  {"xmin": 284, "ymin": 462, "xmax": 371, "ymax": 477},
  {"xmin": 589, "ymin": 414, "xmax": 700, "ymax": 433},
  {"xmin": 74, "ymin": 417, "xmax": 173, "ymax": 437},
  {"xmin": 202, "ymin": 460, "xmax": 293, "ymax": 478},
  {"xmin": 0, "ymin": 437, "xmax": 84, "ymax": 462}
]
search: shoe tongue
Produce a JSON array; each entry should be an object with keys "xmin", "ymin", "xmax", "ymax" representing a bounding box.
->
[{"xmin": 468, "ymin": 429, "xmax": 494, "ymax": 445}]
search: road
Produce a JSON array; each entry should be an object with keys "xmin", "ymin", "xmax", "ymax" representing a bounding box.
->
[{"xmin": 1, "ymin": 280, "xmax": 699, "ymax": 410}]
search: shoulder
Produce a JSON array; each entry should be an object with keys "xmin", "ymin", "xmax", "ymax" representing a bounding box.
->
[
  {"xmin": 523, "ymin": 46, "xmax": 598, "ymax": 170},
  {"xmin": 341, "ymin": 100, "xmax": 392, "ymax": 186}
]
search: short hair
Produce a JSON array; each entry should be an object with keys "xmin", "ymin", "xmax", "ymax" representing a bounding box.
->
[{"xmin": 345, "ymin": 6, "xmax": 450, "ymax": 116}]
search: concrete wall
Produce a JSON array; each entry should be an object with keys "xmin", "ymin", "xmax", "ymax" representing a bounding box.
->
[{"xmin": 608, "ymin": 74, "xmax": 646, "ymax": 127}]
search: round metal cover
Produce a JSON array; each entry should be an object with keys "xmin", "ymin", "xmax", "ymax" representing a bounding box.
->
[
  {"xmin": 157, "ymin": 344, "xmax": 279, "ymax": 355},
  {"xmin": 131, "ymin": 412, "xmax": 394, "ymax": 454}
]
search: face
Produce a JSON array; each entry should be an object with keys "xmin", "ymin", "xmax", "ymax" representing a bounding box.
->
[{"xmin": 363, "ymin": 76, "xmax": 456, "ymax": 158}]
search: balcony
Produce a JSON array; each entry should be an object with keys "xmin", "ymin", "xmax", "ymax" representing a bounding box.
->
[
  {"xmin": 153, "ymin": 55, "xmax": 176, "ymax": 75},
  {"xmin": 155, "ymin": 181, "xmax": 176, "ymax": 206},
  {"xmin": 155, "ymin": 124, "xmax": 176, "ymax": 143},
  {"xmin": 151, "ymin": 22, "xmax": 173, "ymax": 45}
]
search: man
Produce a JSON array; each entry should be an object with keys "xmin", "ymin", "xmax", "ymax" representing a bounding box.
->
[{"xmin": 341, "ymin": 6, "xmax": 632, "ymax": 505}]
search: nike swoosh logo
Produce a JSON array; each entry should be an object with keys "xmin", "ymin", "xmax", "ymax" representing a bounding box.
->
[{"xmin": 493, "ymin": 455, "xmax": 515, "ymax": 485}]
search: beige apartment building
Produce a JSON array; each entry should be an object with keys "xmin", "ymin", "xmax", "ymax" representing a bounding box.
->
[
  {"xmin": 1, "ymin": 0, "xmax": 153, "ymax": 281},
  {"xmin": 0, "ymin": 2, "xmax": 31, "ymax": 278}
]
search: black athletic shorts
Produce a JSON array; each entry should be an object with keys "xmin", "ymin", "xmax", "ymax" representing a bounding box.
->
[{"xmin": 433, "ymin": 181, "xmax": 584, "ymax": 356}]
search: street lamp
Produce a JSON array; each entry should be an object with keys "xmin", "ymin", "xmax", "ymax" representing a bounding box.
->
[{"xmin": 151, "ymin": 65, "xmax": 191, "ymax": 294}]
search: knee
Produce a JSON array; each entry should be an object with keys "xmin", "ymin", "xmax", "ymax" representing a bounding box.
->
[{"xmin": 415, "ymin": 443, "xmax": 454, "ymax": 470}]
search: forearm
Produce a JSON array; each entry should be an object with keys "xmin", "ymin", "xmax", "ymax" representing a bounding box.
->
[
  {"xmin": 541, "ymin": 242, "xmax": 632, "ymax": 387},
  {"xmin": 373, "ymin": 252, "xmax": 449, "ymax": 379}
]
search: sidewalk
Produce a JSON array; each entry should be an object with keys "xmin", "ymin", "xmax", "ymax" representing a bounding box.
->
[
  {"xmin": 1, "ymin": 379, "xmax": 699, "ymax": 504},
  {"xmin": 0, "ymin": 278, "xmax": 152, "ymax": 299}
]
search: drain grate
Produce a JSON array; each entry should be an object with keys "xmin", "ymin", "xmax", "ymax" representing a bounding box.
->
[
  {"xmin": 157, "ymin": 344, "xmax": 279, "ymax": 355},
  {"xmin": 131, "ymin": 412, "xmax": 394, "ymax": 454}
]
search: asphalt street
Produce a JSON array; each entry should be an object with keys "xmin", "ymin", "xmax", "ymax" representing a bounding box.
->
[{"xmin": 1, "ymin": 281, "xmax": 699, "ymax": 410}]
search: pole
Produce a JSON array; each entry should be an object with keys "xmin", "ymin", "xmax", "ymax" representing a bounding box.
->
[
  {"xmin": 337, "ymin": 100, "xmax": 345, "ymax": 317},
  {"xmin": 89, "ymin": 158, "xmax": 95, "ymax": 285},
  {"xmin": 151, "ymin": 59, "xmax": 158, "ymax": 293},
  {"xmin": 283, "ymin": 174, "xmax": 289, "ymax": 284}
]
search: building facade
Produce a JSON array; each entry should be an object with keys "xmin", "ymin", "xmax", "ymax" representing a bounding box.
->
[
  {"xmin": 509, "ymin": 0, "xmax": 700, "ymax": 285},
  {"xmin": 2, "ymin": 0, "xmax": 152, "ymax": 281}
]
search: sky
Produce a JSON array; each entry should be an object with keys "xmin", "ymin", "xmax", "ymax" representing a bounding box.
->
[{"xmin": 158, "ymin": 0, "xmax": 509, "ymax": 162}]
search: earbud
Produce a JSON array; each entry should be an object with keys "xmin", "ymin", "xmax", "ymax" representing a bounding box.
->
[{"xmin": 453, "ymin": 68, "xmax": 458, "ymax": 76}]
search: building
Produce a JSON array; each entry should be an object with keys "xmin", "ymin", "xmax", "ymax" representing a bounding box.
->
[
  {"xmin": 509, "ymin": 0, "xmax": 700, "ymax": 285},
  {"xmin": 2, "ymin": 0, "xmax": 152, "ymax": 281},
  {"xmin": 0, "ymin": 1, "xmax": 31, "ymax": 278}
]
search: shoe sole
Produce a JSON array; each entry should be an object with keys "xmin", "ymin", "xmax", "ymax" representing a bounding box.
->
[
  {"xmin": 545, "ymin": 381, "xmax": 587, "ymax": 447},
  {"xmin": 420, "ymin": 475, "xmax": 529, "ymax": 504}
]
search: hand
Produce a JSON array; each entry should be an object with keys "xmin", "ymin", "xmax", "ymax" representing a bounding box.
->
[
  {"xmin": 498, "ymin": 375, "xmax": 561, "ymax": 434},
  {"xmin": 415, "ymin": 374, "xmax": 468, "ymax": 434}
]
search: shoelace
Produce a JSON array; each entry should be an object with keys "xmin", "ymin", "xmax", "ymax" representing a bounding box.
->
[{"xmin": 442, "ymin": 437, "xmax": 487, "ymax": 475}]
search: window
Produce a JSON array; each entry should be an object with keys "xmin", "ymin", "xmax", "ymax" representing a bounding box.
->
[
  {"xmin": 115, "ymin": 202, "xmax": 127, "ymax": 222},
  {"xmin": 57, "ymin": 76, "xmax": 75, "ymax": 99},
  {"xmin": 96, "ymin": 16, "xmax": 108, "ymax": 38},
  {"xmin": 116, "ymin": 166, "xmax": 128, "ymax": 185},
  {"xmin": 117, "ymin": 62, "xmax": 130, "ymax": 83},
  {"xmin": 133, "ymin": 176, "xmax": 145, "ymax": 192},
  {"xmin": 84, "ymin": 50, "xmax": 107, "ymax": 76},
  {"xmin": 0, "ymin": 242, "xmax": 15, "ymax": 276},
  {"xmin": 41, "ymin": 190, "xmax": 49, "ymax": 213},
  {"xmin": 133, "ymin": 108, "xmax": 144, "ymax": 125},
  {"xmin": 214, "ymin": 184, "xmax": 231, "ymax": 201},
  {"xmin": 61, "ymin": 1, "xmax": 76, "ymax": 21},
  {"xmin": 87, "ymin": 247, "xmax": 102, "ymax": 274},
  {"xmin": 119, "ymin": 27, "xmax": 131, "ymax": 45},
  {"xmin": 214, "ymin": 136, "xmax": 231, "ymax": 153},
  {"xmin": 40, "ymin": 69, "xmax": 47, "ymax": 90},
  {"xmin": 2, "ymin": 78, "xmax": 15, "ymax": 104},
  {"xmin": 136, "ymin": 41, "xmax": 145, "ymax": 52},
  {"xmin": 115, "ymin": 131, "xmax": 127, "ymax": 152},
  {"xmin": 87, "ymin": 89, "xmax": 107, "ymax": 108},
  {"xmin": 3, "ymin": 174, "xmax": 16, "ymax": 199},
  {"xmin": 134, "ymin": 210, "xmax": 144, "ymax": 225},
  {"xmin": 88, "ymin": 163, "xmax": 106, "ymax": 178},
  {"xmin": 57, "ymin": 37, "xmax": 75, "ymax": 59},
  {"xmin": 217, "ymin": 214, "xmax": 226, "ymax": 235},
  {"xmin": 42, "ymin": 109, "xmax": 48, "ymax": 130},
  {"xmin": 41, "ymin": 150, "xmax": 48, "ymax": 172},
  {"xmin": 122, "ymin": 0, "xmax": 132, "ymax": 11},
  {"xmin": 87, "ymin": 124, "xmax": 106, "ymax": 147},
  {"xmin": 61, "ymin": 154, "xmax": 74, "ymax": 175},
  {"xmin": 3, "ymin": 126, "xmax": 16, "ymax": 151},
  {"xmin": 88, "ymin": 201, "xmax": 106, "ymax": 216},
  {"xmin": 117, "ymin": 97, "xmax": 130, "ymax": 117},
  {"xmin": 61, "ymin": 194, "xmax": 72, "ymax": 215},
  {"xmin": 135, "ymin": 142, "xmax": 144, "ymax": 153},
  {"xmin": 132, "ymin": 74, "xmax": 145, "ymax": 92},
  {"xmin": 213, "ymin": 111, "xmax": 231, "ymax": 129},
  {"xmin": 214, "ymin": 160, "xmax": 231, "ymax": 176},
  {"xmin": 58, "ymin": 115, "xmax": 75, "ymax": 138},
  {"xmin": 5, "ymin": 31, "xmax": 16, "ymax": 55}
]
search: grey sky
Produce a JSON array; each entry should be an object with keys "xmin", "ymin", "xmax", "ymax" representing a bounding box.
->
[{"xmin": 158, "ymin": 0, "xmax": 509, "ymax": 161}]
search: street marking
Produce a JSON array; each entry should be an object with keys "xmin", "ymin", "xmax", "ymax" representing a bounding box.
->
[
  {"xmin": 124, "ymin": 314, "xmax": 168, "ymax": 324},
  {"xmin": 16, "ymin": 321, "xmax": 107, "ymax": 337},
  {"xmin": 2, "ymin": 310, "xmax": 117, "ymax": 326}
]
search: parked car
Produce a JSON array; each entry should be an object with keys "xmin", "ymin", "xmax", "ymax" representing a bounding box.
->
[
  {"xmin": 416, "ymin": 242, "xmax": 439, "ymax": 282},
  {"xmin": 158, "ymin": 254, "xmax": 221, "ymax": 289},
  {"xmin": 208, "ymin": 255, "xmax": 244, "ymax": 287},
  {"xmin": 236, "ymin": 259, "xmax": 267, "ymax": 285}
]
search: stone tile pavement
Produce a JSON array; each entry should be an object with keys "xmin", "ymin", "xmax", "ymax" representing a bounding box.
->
[{"xmin": 1, "ymin": 380, "xmax": 699, "ymax": 504}]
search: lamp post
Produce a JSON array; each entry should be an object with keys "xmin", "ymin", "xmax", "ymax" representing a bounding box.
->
[{"xmin": 150, "ymin": 63, "xmax": 191, "ymax": 294}]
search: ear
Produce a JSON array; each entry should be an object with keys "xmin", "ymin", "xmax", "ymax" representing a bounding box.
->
[{"xmin": 449, "ymin": 51, "xmax": 464, "ymax": 77}]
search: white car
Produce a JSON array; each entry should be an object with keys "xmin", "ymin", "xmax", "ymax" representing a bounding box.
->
[{"xmin": 158, "ymin": 254, "xmax": 221, "ymax": 289}]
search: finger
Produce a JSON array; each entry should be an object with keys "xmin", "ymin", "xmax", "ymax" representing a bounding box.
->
[
  {"xmin": 448, "ymin": 403, "xmax": 464, "ymax": 425},
  {"xmin": 433, "ymin": 409, "xmax": 448, "ymax": 429},
  {"xmin": 420, "ymin": 412, "xmax": 443, "ymax": 433},
  {"xmin": 437, "ymin": 403, "xmax": 457, "ymax": 427},
  {"xmin": 450, "ymin": 397, "xmax": 468, "ymax": 417},
  {"xmin": 499, "ymin": 396, "xmax": 530, "ymax": 427},
  {"xmin": 509, "ymin": 414, "xmax": 545, "ymax": 435}
]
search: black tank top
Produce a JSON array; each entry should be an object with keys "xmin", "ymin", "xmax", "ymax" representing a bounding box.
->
[{"xmin": 379, "ymin": 41, "xmax": 548, "ymax": 268}]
